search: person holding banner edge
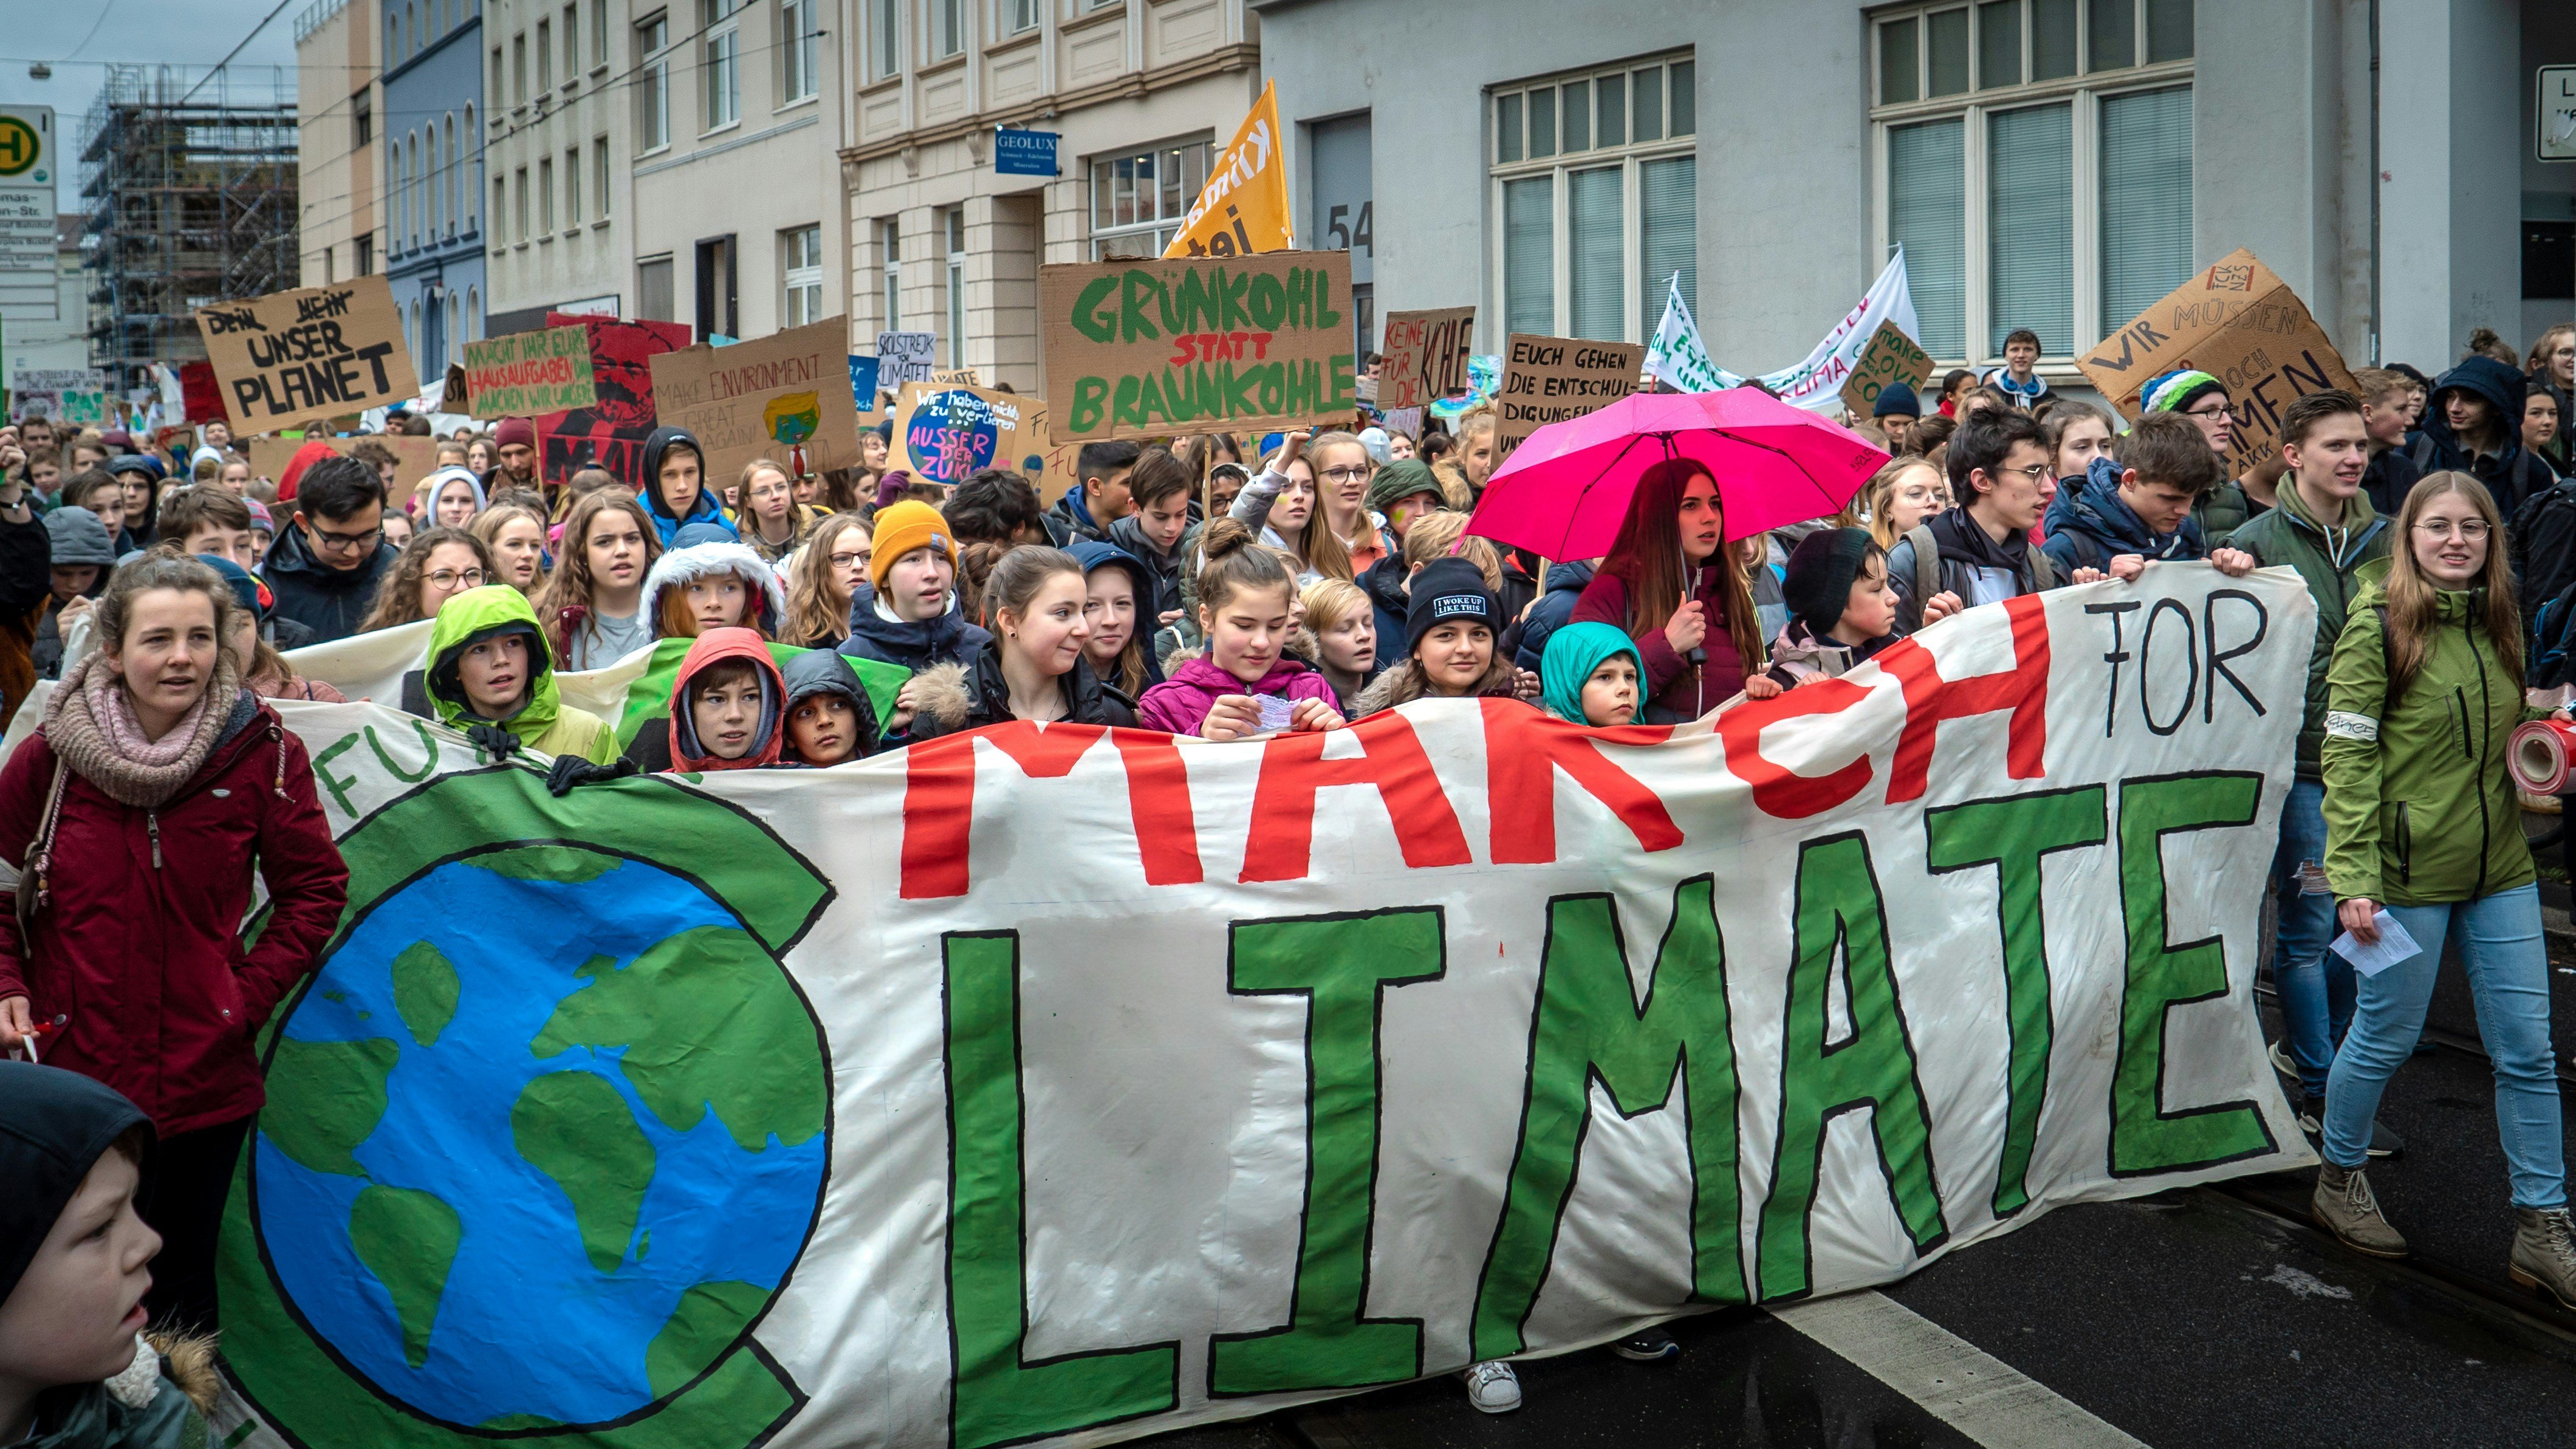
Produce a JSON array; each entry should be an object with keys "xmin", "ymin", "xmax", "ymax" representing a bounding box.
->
[{"xmin": 2315, "ymin": 471, "xmax": 2576, "ymax": 1305}]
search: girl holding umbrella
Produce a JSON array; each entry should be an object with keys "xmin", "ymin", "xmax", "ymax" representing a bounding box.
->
[{"xmin": 1567, "ymin": 458, "xmax": 1781, "ymax": 722}]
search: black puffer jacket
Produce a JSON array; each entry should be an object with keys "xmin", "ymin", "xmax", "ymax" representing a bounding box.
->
[{"xmin": 894, "ymin": 639, "xmax": 1139, "ymax": 741}]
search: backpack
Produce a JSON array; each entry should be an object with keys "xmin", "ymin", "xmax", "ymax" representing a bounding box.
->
[
  {"xmin": 1902, "ymin": 522, "xmax": 2057, "ymax": 615},
  {"xmin": 2529, "ymin": 585, "xmax": 2576, "ymax": 693}
]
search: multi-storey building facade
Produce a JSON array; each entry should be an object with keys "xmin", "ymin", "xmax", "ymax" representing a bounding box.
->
[
  {"xmin": 382, "ymin": 0, "xmax": 488, "ymax": 371},
  {"xmin": 841, "ymin": 0, "xmax": 1260, "ymax": 392},
  {"xmin": 294, "ymin": 0, "xmax": 384, "ymax": 291},
  {"xmin": 482, "ymin": 0, "xmax": 634, "ymax": 333}
]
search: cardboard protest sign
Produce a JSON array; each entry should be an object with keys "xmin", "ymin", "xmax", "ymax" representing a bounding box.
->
[
  {"xmin": 461, "ymin": 326, "xmax": 598, "ymax": 419},
  {"xmin": 193, "ymin": 276, "xmax": 419, "ymax": 428},
  {"xmin": 1039, "ymin": 248, "xmax": 1357, "ymax": 442},
  {"xmin": 928, "ymin": 366, "xmax": 982, "ymax": 386},
  {"xmin": 536, "ymin": 313, "xmax": 692, "ymax": 490},
  {"xmin": 41, "ymin": 566, "xmax": 2320, "ymax": 1449},
  {"xmin": 1496, "ymin": 333, "xmax": 1645, "ymax": 459},
  {"xmin": 847, "ymin": 355, "xmax": 882, "ymax": 416},
  {"xmin": 245, "ymin": 432, "xmax": 439, "ymax": 490},
  {"xmin": 1839, "ymin": 320, "xmax": 1936, "ymax": 416},
  {"xmin": 10, "ymin": 368, "xmax": 106, "ymax": 424},
  {"xmin": 2079, "ymin": 248, "xmax": 2360, "ymax": 475},
  {"xmin": 649, "ymin": 316, "xmax": 862, "ymax": 484},
  {"xmin": 890, "ymin": 380, "xmax": 1060, "ymax": 493},
  {"xmin": 1378, "ymin": 307, "xmax": 1476, "ymax": 410},
  {"xmin": 876, "ymin": 331, "xmax": 936, "ymax": 389}
]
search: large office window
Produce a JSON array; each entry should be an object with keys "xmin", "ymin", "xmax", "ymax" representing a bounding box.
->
[
  {"xmin": 871, "ymin": 0, "xmax": 899, "ymax": 78},
  {"xmin": 929, "ymin": 0, "xmax": 963, "ymax": 59},
  {"xmin": 1089, "ymin": 140, "xmax": 1213, "ymax": 259},
  {"xmin": 704, "ymin": 0, "xmax": 742, "ymax": 129},
  {"xmin": 638, "ymin": 13, "xmax": 672, "ymax": 150},
  {"xmin": 594, "ymin": 137, "xmax": 611, "ymax": 218},
  {"xmin": 1491, "ymin": 55, "xmax": 1697, "ymax": 343},
  {"xmin": 779, "ymin": 0, "xmax": 818, "ymax": 103},
  {"xmin": 945, "ymin": 209, "xmax": 966, "ymax": 366},
  {"xmin": 564, "ymin": 148, "xmax": 582, "ymax": 224},
  {"xmin": 1874, "ymin": 0, "xmax": 2194, "ymax": 363},
  {"xmin": 784, "ymin": 224, "xmax": 823, "ymax": 327}
]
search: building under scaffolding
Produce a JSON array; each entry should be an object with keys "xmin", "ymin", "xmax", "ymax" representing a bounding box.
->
[{"xmin": 80, "ymin": 64, "xmax": 296, "ymax": 391}]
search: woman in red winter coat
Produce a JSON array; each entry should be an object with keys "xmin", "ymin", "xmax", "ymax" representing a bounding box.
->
[
  {"xmin": 0, "ymin": 554, "xmax": 347, "ymax": 1332},
  {"xmin": 1569, "ymin": 458, "xmax": 1776, "ymax": 724}
]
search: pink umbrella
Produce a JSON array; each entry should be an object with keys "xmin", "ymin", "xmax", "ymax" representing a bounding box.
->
[{"xmin": 1467, "ymin": 389, "xmax": 1891, "ymax": 560}]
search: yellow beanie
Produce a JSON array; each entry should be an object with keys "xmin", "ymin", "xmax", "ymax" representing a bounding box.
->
[{"xmin": 869, "ymin": 500, "xmax": 956, "ymax": 594}]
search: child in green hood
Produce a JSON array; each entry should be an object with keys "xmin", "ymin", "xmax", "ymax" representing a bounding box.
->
[{"xmin": 423, "ymin": 586, "xmax": 620, "ymax": 764}]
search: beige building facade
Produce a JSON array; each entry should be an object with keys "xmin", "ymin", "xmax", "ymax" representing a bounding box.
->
[
  {"xmin": 293, "ymin": 0, "xmax": 385, "ymax": 289},
  {"xmin": 481, "ymin": 0, "xmax": 638, "ymax": 332},
  {"xmin": 841, "ymin": 0, "xmax": 1260, "ymax": 393}
]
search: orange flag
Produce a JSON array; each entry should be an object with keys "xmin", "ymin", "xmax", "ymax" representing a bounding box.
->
[{"xmin": 1163, "ymin": 80, "xmax": 1293, "ymax": 258}]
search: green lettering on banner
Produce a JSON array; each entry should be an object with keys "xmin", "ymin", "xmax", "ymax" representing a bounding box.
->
[
  {"xmin": 1112, "ymin": 374, "xmax": 1146, "ymax": 430},
  {"xmin": 363, "ymin": 721, "xmax": 443, "ymax": 783},
  {"xmin": 944, "ymin": 933, "xmax": 1177, "ymax": 1449},
  {"xmin": 1469, "ymin": 879, "xmax": 1744, "ymax": 1363},
  {"xmin": 1071, "ymin": 377, "xmax": 1108, "ymax": 432},
  {"xmin": 1248, "ymin": 274, "xmax": 1287, "ymax": 332},
  {"xmin": 1327, "ymin": 354, "xmax": 1356, "ymax": 411},
  {"xmin": 1176, "ymin": 270, "xmax": 1218, "ymax": 335},
  {"xmin": 1286, "ymin": 269, "xmax": 1313, "ymax": 331},
  {"xmin": 1284, "ymin": 360, "xmax": 1317, "ymax": 419},
  {"xmin": 1756, "ymin": 833, "xmax": 1949, "ymax": 1302},
  {"xmin": 1210, "ymin": 909, "xmax": 1440, "ymax": 1395},
  {"xmin": 1317, "ymin": 270, "xmax": 1343, "ymax": 329},
  {"xmin": 310, "ymin": 731, "xmax": 365, "ymax": 816},
  {"xmin": 1119, "ymin": 270, "xmax": 1166, "ymax": 343},
  {"xmin": 1924, "ymin": 787, "xmax": 2108, "ymax": 1218},
  {"xmin": 2109, "ymin": 772, "xmax": 2275, "ymax": 1175}
]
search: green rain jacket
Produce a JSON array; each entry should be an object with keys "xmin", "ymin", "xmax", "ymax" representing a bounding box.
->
[
  {"xmin": 2321, "ymin": 580, "xmax": 2540, "ymax": 906},
  {"xmin": 2227, "ymin": 482, "xmax": 2392, "ymax": 782},
  {"xmin": 424, "ymin": 586, "xmax": 620, "ymax": 764}
]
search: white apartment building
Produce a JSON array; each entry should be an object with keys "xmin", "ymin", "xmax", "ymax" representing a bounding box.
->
[
  {"xmin": 623, "ymin": 0, "xmax": 848, "ymax": 341},
  {"xmin": 843, "ymin": 0, "xmax": 1260, "ymax": 392},
  {"xmin": 484, "ymin": 0, "xmax": 637, "ymax": 333},
  {"xmin": 293, "ymin": 0, "xmax": 385, "ymax": 288}
]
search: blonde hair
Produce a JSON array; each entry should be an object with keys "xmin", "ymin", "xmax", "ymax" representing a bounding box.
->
[
  {"xmin": 468, "ymin": 503, "xmax": 551, "ymax": 595},
  {"xmin": 1300, "ymin": 578, "xmax": 1371, "ymax": 637},
  {"xmin": 1852, "ymin": 456, "xmax": 1946, "ymax": 550}
]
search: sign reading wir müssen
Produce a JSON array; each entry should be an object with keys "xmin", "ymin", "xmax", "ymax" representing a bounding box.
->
[
  {"xmin": 1040, "ymin": 248, "xmax": 1356, "ymax": 441},
  {"xmin": 193, "ymin": 276, "xmax": 420, "ymax": 425}
]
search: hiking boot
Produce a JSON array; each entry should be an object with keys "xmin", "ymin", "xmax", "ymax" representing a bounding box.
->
[
  {"xmin": 2312, "ymin": 1162, "xmax": 2408, "ymax": 1258},
  {"xmin": 2510, "ymin": 1208, "xmax": 2576, "ymax": 1309}
]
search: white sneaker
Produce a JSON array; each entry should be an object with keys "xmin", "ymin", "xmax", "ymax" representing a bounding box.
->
[{"xmin": 1459, "ymin": 1359, "xmax": 1521, "ymax": 1414}]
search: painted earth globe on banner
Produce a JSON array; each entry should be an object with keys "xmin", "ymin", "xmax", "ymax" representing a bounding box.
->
[{"xmin": 226, "ymin": 824, "xmax": 831, "ymax": 1447}]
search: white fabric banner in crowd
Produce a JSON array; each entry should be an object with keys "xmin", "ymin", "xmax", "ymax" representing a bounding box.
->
[
  {"xmin": 21, "ymin": 568, "xmax": 2318, "ymax": 1449},
  {"xmin": 1642, "ymin": 273, "xmax": 1733, "ymax": 396},
  {"xmin": 1733, "ymin": 249, "xmax": 1923, "ymax": 413}
]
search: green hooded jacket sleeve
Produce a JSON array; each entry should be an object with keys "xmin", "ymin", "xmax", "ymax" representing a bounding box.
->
[
  {"xmin": 424, "ymin": 586, "xmax": 618, "ymax": 763},
  {"xmin": 2321, "ymin": 583, "xmax": 2535, "ymax": 906}
]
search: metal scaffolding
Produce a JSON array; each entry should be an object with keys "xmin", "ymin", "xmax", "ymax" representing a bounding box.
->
[{"xmin": 80, "ymin": 64, "xmax": 297, "ymax": 390}]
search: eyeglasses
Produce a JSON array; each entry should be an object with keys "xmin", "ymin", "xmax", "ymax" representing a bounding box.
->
[
  {"xmin": 2411, "ymin": 519, "xmax": 2491, "ymax": 541},
  {"xmin": 1317, "ymin": 465, "xmax": 1369, "ymax": 483},
  {"xmin": 426, "ymin": 567, "xmax": 489, "ymax": 589},
  {"xmin": 827, "ymin": 549, "xmax": 868, "ymax": 569},
  {"xmin": 306, "ymin": 522, "xmax": 383, "ymax": 553},
  {"xmin": 1989, "ymin": 462, "xmax": 2051, "ymax": 485},
  {"xmin": 2184, "ymin": 402, "xmax": 2232, "ymax": 422}
]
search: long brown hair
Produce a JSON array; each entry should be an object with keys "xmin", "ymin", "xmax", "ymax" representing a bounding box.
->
[
  {"xmin": 1270, "ymin": 456, "xmax": 1351, "ymax": 581},
  {"xmin": 361, "ymin": 527, "xmax": 492, "ymax": 632},
  {"xmin": 781, "ymin": 512, "xmax": 868, "ymax": 646},
  {"xmin": 469, "ymin": 503, "xmax": 550, "ymax": 596},
  {"xmin": 536, "ymin": 492, "xmax": 662, "ymax": 620},
  {"xmin": 1601, "ymin": 457, "xmax": 1763, "ymax": 671},
  {"xmin": 2383, "ymin": 470, "xmax": 2521, "ymax": 703}
]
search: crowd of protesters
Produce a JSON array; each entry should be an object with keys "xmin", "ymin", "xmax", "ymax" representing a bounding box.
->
[{"xmin": 9, "ymin": 317, "xmax": 2576, "ymax": 1439}]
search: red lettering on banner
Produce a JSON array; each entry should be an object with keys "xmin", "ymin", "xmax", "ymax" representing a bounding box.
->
[
  {"xmin": 1715, "ymin": 677, "xmax": 1875, "ymax": 818},
  {"xmin": 1481, "ymin": 700, "xmax": 1682, "ymax": 863},
  {"xmin": 899, "ymin": 723, "xmax": 1202, "ymax": 898},
  {"xmin": 1877, "ymin": 593, "xmax": 2051, "ymax": 803},
  {"xmin": 1241, "ymin": 712, "xmax": 1471, "ymax": 883}
]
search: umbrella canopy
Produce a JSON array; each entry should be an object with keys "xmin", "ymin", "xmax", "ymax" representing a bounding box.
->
[{"xmin": 1467, "ymin": 389, "xmax": 1891, "ymax": 561}]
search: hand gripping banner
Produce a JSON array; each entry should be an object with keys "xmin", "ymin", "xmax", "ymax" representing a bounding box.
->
[{"xmin": 193, "ymin": 567, "xmax": 2320, "ymax": 1449}]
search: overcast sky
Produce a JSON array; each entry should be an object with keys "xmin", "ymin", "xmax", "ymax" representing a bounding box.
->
[{"xmin": 0, "ymin": 0, "xmax": 298, "ymax": 215}]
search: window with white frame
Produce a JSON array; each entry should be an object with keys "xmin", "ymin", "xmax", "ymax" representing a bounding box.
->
[
  {"xmin": 594, "ymin": 137, "xmax": 611, "ymax": 218},
  {"xmin": 784, "ymin": 225, "xmax": 823, "ymax": 327},
  {"xmin": 638, "ymin": 13, "xmax": 672, "ymax": 149},
  {"xmin": 463, "ymin": 104, "xmax": 478, "ymax": 228},
  {"xmin": 442, "ymin": 115, "xmax": 457, "ymax": 235},
  {"xmin": 1090, "ymin": 140, "xmax": 1212, "ymax": 260},
  {"xmin": 563, "ymin": 5, "xmax": 579, "ymax": 72},
  {"xmin": 1005, "ymin": 0, "xmax": 1037, "ymax": 33},
  {"xmin": 514, "ymin": 166, "xmax": 530, "ymax": 241},
  {"xmin": 704, "ymin": 0, "xmax": 742, "ymax": 129},
  {"xmin": 945, "ymin": 209, "xmax": 966, "ymax": 366},
  {"xmin": 592, "ymin": 1, "xmax": 608, "ymax": 69},
  {"xmin": 512, "ymin": 32, "xmax": 527, "ymax": 103},
  {"xmin": 1874, "ymin": 0, "xmax": 2194, "ymax": 363},
  {"xmin": 871, "ymin": 0, "xmax": 899, "ymax": 78},
  {"xmin": 882, "ymin": 220, "xmax": 902, "ymax": 328},
  {"xmin": 540, "ymin": 157, "xmax": 556, "ymax": 232},
  {"xmin": 536, "ymin": 18, "xmax": 552, "ymax": 89},
  {"xmin": 1490, "ymin": 55, "xmax": 1697, "ymax": 343},
  {"xmin": 779, "ymin": 0, "xmax": 818, "ymax": 102},
  {"xmin": 492, "ymin": 179, "xmax": 507, "ymax": 248},
  {"xmin": 929, "ymin": 0, "xmax": 963, "ymax": 59}
]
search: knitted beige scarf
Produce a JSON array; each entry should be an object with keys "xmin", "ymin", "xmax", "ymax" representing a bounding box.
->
[{"xmin": 45, "ymin": 651, "xmax": 245, "ymax": 809}]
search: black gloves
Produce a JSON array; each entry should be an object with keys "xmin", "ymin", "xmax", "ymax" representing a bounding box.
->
[
  {"xmin": 465, "ymin": 723, "xmax": 523, "ymax": 763},
  {"xmin": 546, "ymin": 755, "xmax": 640, "ymax": 796}
]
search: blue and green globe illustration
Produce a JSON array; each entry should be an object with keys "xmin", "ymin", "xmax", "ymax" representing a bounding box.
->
[{"xmin": 236, "ymin": 826, "xmax": 831, "ymax": 1442}]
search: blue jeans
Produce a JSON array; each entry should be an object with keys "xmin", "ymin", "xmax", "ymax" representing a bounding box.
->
[
  {"xmin": 2271, "ymin": 780, "xmax": 2352, "ymax": 1097},
  {"xmin": 2321, "ymin": 883, "xmax": 2567, "ymax": 1209}
]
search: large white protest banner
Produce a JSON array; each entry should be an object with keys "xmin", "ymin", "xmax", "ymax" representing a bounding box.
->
[
  {"xmin": 1713, "ymin": 250, "xmax": 1923, "ymax": 413},
  {"xmin": 73, "ymin": 567, "xmax": 2317, "ymax": 1449}
]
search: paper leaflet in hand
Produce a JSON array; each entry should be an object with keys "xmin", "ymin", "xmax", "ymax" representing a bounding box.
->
[
  {"xmin": 1255, "ymin": 694, "xmax": 1298, "ymax": 733},
  {"xmin": 2330, "ymin": 909, "xmax": 2420, "ymax": 978}
]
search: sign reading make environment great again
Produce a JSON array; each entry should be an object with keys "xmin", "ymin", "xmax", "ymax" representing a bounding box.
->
[{"xmin": 1040, "ymin": 248, "xmax": 1356, "ymax": 440}]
